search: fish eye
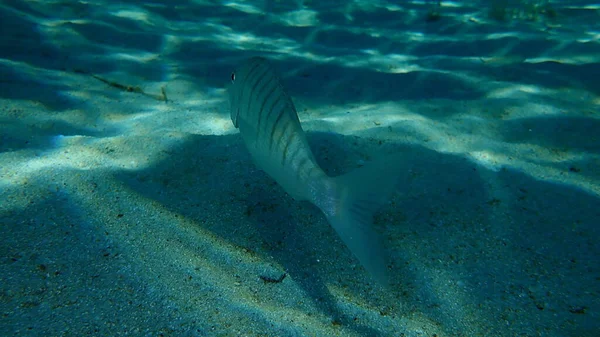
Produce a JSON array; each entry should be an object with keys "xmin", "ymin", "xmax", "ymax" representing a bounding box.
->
[{"xmin": 231, "ymin": 72, "xmax": 235, "ymax": 83}]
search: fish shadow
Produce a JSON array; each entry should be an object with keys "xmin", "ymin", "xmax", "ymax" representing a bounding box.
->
[{"xmin": 239, "ymin": 131, "xmax": 409, "ymax": 336}]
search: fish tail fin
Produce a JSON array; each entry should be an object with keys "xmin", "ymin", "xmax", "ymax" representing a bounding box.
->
[{"xmin": 317, "ymin": 158, "xmax": 400, "ymax": 286}]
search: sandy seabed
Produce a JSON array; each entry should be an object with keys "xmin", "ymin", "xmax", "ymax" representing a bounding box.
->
[{"xmin": 1, "ymin": 1, "xmax": 599, "ymax": 336}]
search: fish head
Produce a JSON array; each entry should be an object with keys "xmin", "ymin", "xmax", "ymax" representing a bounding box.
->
[{"xmin": 227, "ymin": 57, "xmax": 270, "ymax": 129}]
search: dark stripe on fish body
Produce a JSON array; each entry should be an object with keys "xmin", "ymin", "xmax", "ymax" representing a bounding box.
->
[
  {"xmin": 286, "ymin": 138, "xmax": 302, "ymax": 167},
  {"xmin": 263, "ymin": 94, "xmax": 283, "ymax": 147},
  {"xmin": 237, "ymin": 66, "xmax": 261, "ymax": 122},
  {"xmin": 260, "ymin": 79, "xmax": 281, "ymax": 128},
  {"xmin": 246, "ymin": 64, "xmax": 270, "ymax": 115},
  {"xmin": 279, "ymin": 117, "xmax": 295, "ymax": 149},
  {"xmin": 247, "ymin": 66, "xmax": 272, "ymax": 131},
  {"xmin": 268, "ymin": 100, "xmax": 289, "ymax": 152},
  {"xmin": 239, "ymin": 61, "xmax": 263, "ymax": 116},
  {"xmin": 256, "ymin": 79, "xmax": 277, "ymax": 122},
  {"xmin": 295, "ymin": 155, "xmax": 312, "ymax": 178},
  {"xmin": 281, "ymin": 125, "xmax": 297, "ymax": 165},
  {"xmin": 255, "ymin": 73, "xmax": 278, "ymax": 140},
  {"xmin": 246, "ymin": 64, "xmax": 270, "ymax": 109},
  {"xmin": 266, "ymin": 101, "xmax": 282, "ymax": 151},
  {"xmin": 281, "ymin": 134, "xmax": 292, "ymax": 164},
  {"xmin": 270, "ymin": 106, "xmax": 286, "ymax": 147},
  {"xmin": 286, "ymin": 135, "xmax": 308, "ymax": 173},
  {"xmin": 277, "ymin": 118, "xmax": 297, "ymax": 164}
]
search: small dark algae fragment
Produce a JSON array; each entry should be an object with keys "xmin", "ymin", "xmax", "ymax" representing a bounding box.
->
[
  {"xmin": 569, "ymin": 306, "xmax": 587, "ymax": 314},
  {"xmin": 259, "ymin": 273, "xmax": 286, "ymax": 284}
]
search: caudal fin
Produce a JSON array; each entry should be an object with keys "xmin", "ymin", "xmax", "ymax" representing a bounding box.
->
[{"xmin": 320, "ymin": 157, "xmax": 400, "ymax": 286}]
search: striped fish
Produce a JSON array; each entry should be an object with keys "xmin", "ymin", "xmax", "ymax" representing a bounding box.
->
[{"xmin": 228, "ymin": 57, "xmax": 397, "ymax": 286}]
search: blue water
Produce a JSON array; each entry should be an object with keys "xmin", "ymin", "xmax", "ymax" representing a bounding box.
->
[{"xmin": 1, "ymin": 1, "xmax": 599, "ymax": 336}]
